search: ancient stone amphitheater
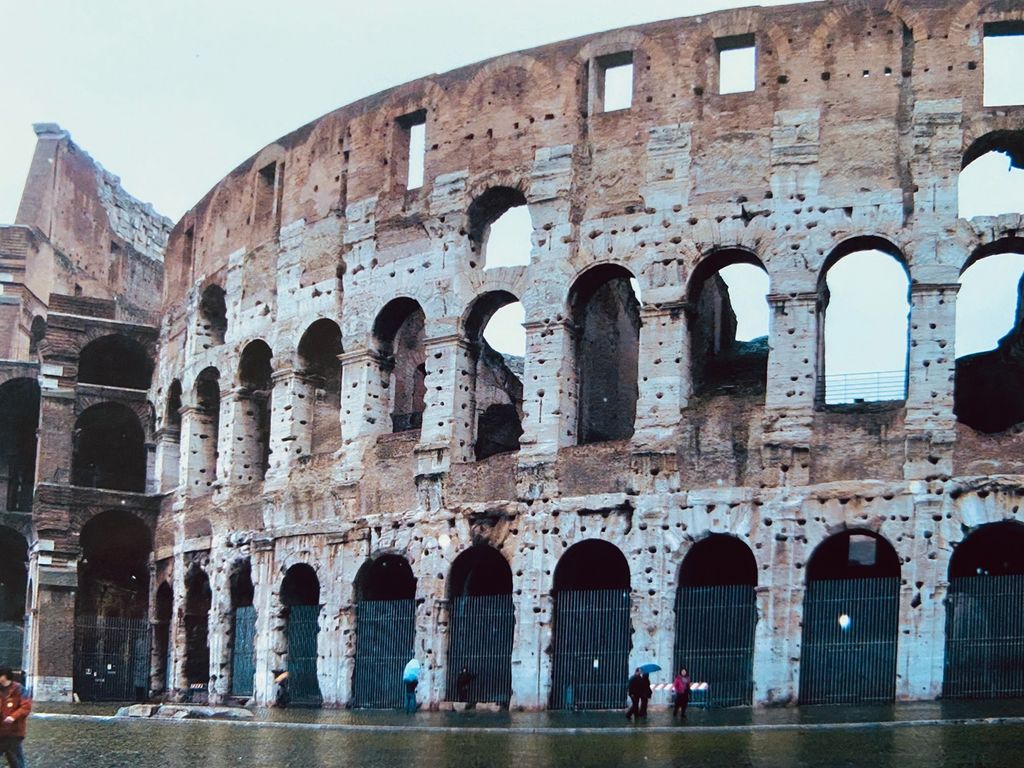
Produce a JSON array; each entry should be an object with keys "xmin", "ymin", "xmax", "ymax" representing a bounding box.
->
[{"xmin": 2, "ymin": 0, "xmax": 1024, "ymax": 710}]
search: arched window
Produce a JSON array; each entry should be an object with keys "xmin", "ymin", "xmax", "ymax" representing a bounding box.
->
[
  {"xmin": 464, "ymin": 292, "xmax": 524, "ymax": 460},
  {"xmin": 193, "ymin": 367, "xmax": 221, "ymax": 489},
  {"xmin": 467, "ymin": 187, "xmax": 531, "ymax": 270},
  {"xmin": 183, "ymin": 565, "xmax": 211, "ymax": 691},
  {"xmin": 800, "ymin": 530, "xmax": 900, "ymax": 705},
  {"xmin": 72, "ymin": 403, "xmax": 146, "ymax": 492},
  {"xmin": 153, "ymin": 581, "xmax": 173, "ymax": 694},
  {"xmin": 236, "ymin": 341, "xmax": 273, "ymax": 482},
  {"xmin": 818, "ymin": 241, "xmax": 909, "ymax": 405},
  {"xmin": 551, "ymin": 540, "xmax": 631, "ymax": 710},
  {"xmin": 570, "ymin": 265, "xmax": 640, "ymax": 444},
  {"xmin": 297, "ymin": 319, "xmax": 343, "ymax": 456},
  {"xmin": 687, "ymin": 251, "xmax": 769, "ymax": 395},
  {"xmin": 373, "ymin": 299, "xmax": 426, "ymax": 433},
  {"xmin": 280, "ymin": 563, "xmax": 321, "ymax": 707},
  {"xmin": 198, "ymin": 284, "xmax": 227, "ymax": 348},
  {"xmin": 165, "ymin": 380, "xmax": 182, "ymax": 431},
  {"xmin": 955, "ymin": 241, "xmax": 1024, "ymax": 433},
  {"xmin": 78, "ymin": 335, "xmax": 153, "ymax": 390},
  {"xmin": 0, "ymin": 379, "xmax": 39, "ymax": 511},
  {"xmin": 28, "ymin": 316, "xmax": 46, "ymax": 357},
  {"xmin": 959, "ymin": 132, "xmax": 1024, "ymax": 219}
]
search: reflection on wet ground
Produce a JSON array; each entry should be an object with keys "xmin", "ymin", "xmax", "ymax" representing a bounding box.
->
[{"xmin": 28, "ymin": 700, "xmax": 1024, "ymax": 768}]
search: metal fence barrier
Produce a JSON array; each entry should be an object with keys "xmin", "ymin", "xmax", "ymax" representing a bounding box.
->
[
  {"xmin": 287, "ymin": 605, "xmax": 322, "ymax": 707},
  {"xmin": 799, "ymin": 577, "xmax": 899, "ymax": 705},
  {"xmin": 231, "ymin": 606, "xmax": 256, "ymax": 698},
  {"xmin": 0, "ymin": 622, "xmax": 23, "ymax": 672},
  {"xmin": 353, "ymin": 598, "xmax": 415, "ymax": 709},
  {"xmin": 944, "ymin": 573, "xmax": 1024, "ymax": 699},
  {"xmin": 550, "ymin": 589, "xmax": 631, "ymax": 710},
  {"xmin": 74, "ymin": 615, "xmax": 150, "ymax": 702},
  {"xmin": 674, "ymin": 583, "xmax": 757, "ymax": 707},
  {"xmin": 823, "ymin": 370, "xmax": 906, "ymax": 405},
  {"xmin": 446, "ymin": 593, "xmax": 514, "ymax": 706}
]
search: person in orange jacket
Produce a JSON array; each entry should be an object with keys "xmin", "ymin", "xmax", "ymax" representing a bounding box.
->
[{"xmin": 0, "ymin": 668, "xmax": 30, "ymax": 768}]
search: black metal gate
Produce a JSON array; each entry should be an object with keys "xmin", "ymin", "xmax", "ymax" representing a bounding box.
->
[
  {"xmin": 231, "ymin": 606, "xmax": 256, "ymax": 697},
  {"xmin": 74, "ymin": 615, "xmax": 151, "ymax": 702},
  {"xmin": 550, "ymin": 589, "xmax": 631, "ymax": 710},
  {"xmin": 0, "ymin": 622, "xmax": 22, "ymax": 672},
  {"xmin": 944, "ymin": 574, "xmax": 1024, "ymax": 698},
  {"xmin": 799, "ymin": 577, "xmax": 899, "ymax": 705},
  {"xmin": 446, "ymin": 593, "xmax": 514, "ymax": 705},
  {"xmin": 353, "ymin": 598, "xmax": 415, "ymax": 708},
  {"xmin": 287, "ymin": 605, "xmax": 322, "ymax": 706},
  {"xmin": 674, "ymin": 583, "xmax": 757, "ymax": 707}
]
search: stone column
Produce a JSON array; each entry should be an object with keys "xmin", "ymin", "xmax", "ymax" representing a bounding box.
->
[
  {"xmin": 336, "ymin": 348, "xmax": 389, "ymax": 483},
  {"xmin": 518, "ymin": 320, "xmax": 576, "ymax": 465},
  {"xmin": 251, "ymin": 540, "xmax": 279, "ymax": 706},
  {"xmin": 179, "ymin": 405, "xmax": 216, "ymax": 497},
  {"xmin": 751, "ymin": 525, "xmax": 803, "ymax": 705},
  {"xmin": 508, "ymin": 544, "xmax": 550, "ymax": 709},
  {"xmin": 35, "ymin": 390, "xmax": 75, "ymax": 486},
  {"xmin": 207, "ymin": 554, "xmax": 234, "ymax": 703},
  {"xmin": 265, "ymin": 368, "xmax": 317, "ymax": 485},
  {"xmin": 154, "ymin": 425, "xmax": 180, "ymax": 494},
  {"xmin": 23, "ymin": 542, "xmax": 78, "ymax": 701},
  {"xmin": 216, "ymin": 389, "xmax": 267, "ymax": 487},
  {"xmin": 633, "ymin": 302, "xmax": 689, "ymax": 450},
  {"xmin": 416, "ymin": 335, "xmax": 475, "ymax": 475},
  {"xmin": 169, "ymin": 551, "xmax": 188, "ymax": 697}
]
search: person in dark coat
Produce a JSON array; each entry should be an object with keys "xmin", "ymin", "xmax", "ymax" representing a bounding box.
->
[
  {"xmin": 455, "ymin": 667, "xmax": 476, "ymax": 705},
  {"xmin": 672, "ymin": 667, "xmax": 691, "ymax": 718},
  {"xmin": 0, "ymin": 668, "xmax": 30, "ymax": 768},
  {"xmin": 638, "ymin": 672, "xmax": 652, "ymax": 718},
  {"xmin": 625, "ymin": 668, "xmax": 645, "ymax": 720}
]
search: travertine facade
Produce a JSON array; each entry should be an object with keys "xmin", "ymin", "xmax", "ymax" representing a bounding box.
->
[{"xmin": 5, "ymin": 0, "xmax": 1024, "ymax": 708}]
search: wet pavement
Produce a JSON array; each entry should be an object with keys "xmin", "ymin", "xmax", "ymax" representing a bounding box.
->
[{"xmin": 26, "ymin": 700, "xmax": 1024, "ymax": 767}]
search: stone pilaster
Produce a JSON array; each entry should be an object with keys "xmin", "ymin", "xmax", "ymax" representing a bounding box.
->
[
  {"xmin": 417, "ymin": 335, "xmax": 475, "ymax": 475},
  {"xmin": 179, "ymin": 405, "xmax": 217, "ymax": 497},
  {"xmin": 518, "ymin": 320, "xmax": 577, "ymax": 465},
  {"xmin": 154, "ymin": 426, "xmax": 180, "ymax": 494},
  {"xmin": 633, "ymin": 303, "xmax": 689, "ymax": 449},
  {"xmin": 265, "ymin": 369, "xmax": 317, "ymax": 485},
  {"xmin": 336, "ymin": 348, "xmax": 389, "ymax": 483}
]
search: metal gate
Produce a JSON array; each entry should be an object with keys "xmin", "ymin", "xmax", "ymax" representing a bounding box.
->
[
  {"xmin": 74, "ymin": 615, "xmax": 151, "ymax": 702},
  {"xmin": 231, "ymin": 606, "xmax": 256, "ymax": 697},
  {"xmin": 550, "ymin": 589, "xmax": 631, "ymax": 710},
  {"xmin": 799, "ymin": 577, "xmax": 899, "ymax": 705},
  {"xmin": 287, "ymin": 605, "xmax": 322, "ymax": 706},
  {"xmin": 674, "ymin": 583, "xmax": 757, "ymax": 707},
  {"xmin": 353, "ymin": 598, "xmax": 415, "ymax": 708},
  {"xmin": 944, "ymin": 574, "xmax": 1024, "ymax": 698},
  {"xmin": 446, "ymin": 593, "xmax": 514, "ymax": 705},
  {"xmin": 0, "ymin": 622, "xmax": 23, "ymax": 672},
  {"xmin": 184, "ymin": 613, "xmax": 209, "ymax": 688}
]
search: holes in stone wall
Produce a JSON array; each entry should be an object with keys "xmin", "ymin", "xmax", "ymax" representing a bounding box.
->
[
  {"xmin": 984, "ymin": 22, "xmax": 1024, "ymax": 107},
  {"xmin": 717, "ymin": 34, "xmax": 756, "ymax": 94}
]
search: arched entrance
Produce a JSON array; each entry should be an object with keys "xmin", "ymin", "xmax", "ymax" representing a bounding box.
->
[
  {"xmin": 944, "ymin": 521, "xmax": 1024, "ymax": 698},
  {"xmin": 0, "ymin": 379, "xmax": 40, "ymax": 512},
  {"xmin": 229, "ymin": 560, "xmax": 256, "ymax": 698},
  {"xmin": 445, "ymin": 545, "xmax": 514, "ymax": 706},
  {"xmin": 183, "ymin": 566, "xmax": 211, "ymax": 696},
  {"xmin": 550, "ymin": 540, "xmax": 631, "ymax": 710},
  {"xmin": 0, "ymin": 527, "xmax": 27, "ymax": 673},
  {"xmin": 799, "ymin": 530, "xmax": 900, "ymax": 705},
  {"xmin": 74, "ymin": 510, "xmax": 151, "ymax": 701},
  {"xmin": 281, "ymin": 564, "xmax": 321, "ymax": 706},
  {"xmin": 673, "ymin": 535, "xmax": 757, "ymax": 707},
  {"xmin": 353, "ymin": 555, "xmax": 416, "ymax": 708},
  {"xmin": 152, "ymin": 582, "xmax": 173, "ymax": 695}
]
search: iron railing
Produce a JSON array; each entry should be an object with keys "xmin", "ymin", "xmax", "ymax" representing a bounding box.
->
[
  {"xmin": 944, "ymin": 574, "xmax": 1024, "ymax": 699},
  {"xmin": 74, "ymin": 615, "xmax": 150, "ymax": 702},
  {"xmin": 674, "ymin": 583, "xmax": 757, "ymax": 707},
  {"xmin": 822, "ymin": 370, "xmax": 906, "ymax": 405},
  {"xmin": 0, "ymin": 621, "xmax": 23, "ymax": 671},
  {"xmin": 446, "ymin": 593, "xmax": 514, "ymax": 705},
  {"xmin": 799, "ymin": 577, "xmax": 899, "ymax": 705},
  {"xmin": 353, "ymin": 598, "xmax": 415, "ymax": 709},
  {"xmin": 286, "ymin": 605, "xmax": 322, "ymax": 706},
  {"xmin": 550, "ymin": 589, "xmax": 631, "ymax": 710},
  {"xmin": 231, "ymin": 606, "xmax": 256, "ymax": 697},
  {"xmin": 184, "ymin": 612, "xmax": 210, "ymax": 689}
]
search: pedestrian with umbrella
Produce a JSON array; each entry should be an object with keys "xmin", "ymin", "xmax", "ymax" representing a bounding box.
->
[
  {"xmin": 638, "ymin": 663, "xmax": 660, "ymax": 719},
  {"xmin": 625, "ymin": 668, "xmax": 645, "ymax": 721},
  {"xmin": 403, "ymin": 659, "xmax": 420, "ymax": 714}
]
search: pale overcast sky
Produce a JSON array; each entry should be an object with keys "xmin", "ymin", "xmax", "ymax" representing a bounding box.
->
[{"xmin": 1, "ymin": 0, "xmax": 1023, "ymax": 383}]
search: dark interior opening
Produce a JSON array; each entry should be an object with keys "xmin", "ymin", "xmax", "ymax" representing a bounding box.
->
[
  {"xmin": 553, "ymin": 539, "xmax": 630, "ymax": 592},
  {"xmin": 72, "ymin": 402, "xmax": 146, "ymax": 492},
  {"xmin": 449, "ymin": 545, "xmax": 513, "ymax": 598},
  {"xmin": 806, "ymin": 531, "xmax": 900, "ymax": 582},
  {"xmin": 356, "ymin": 555, "xmax": 416, "ymax": 602},
  {"xmin": 679, "ymin": 534, "xmax": 758, "ymax": 587},
  {"xmin": 78, "ymin": 335, "xmax": 154, "ymax": 390}
]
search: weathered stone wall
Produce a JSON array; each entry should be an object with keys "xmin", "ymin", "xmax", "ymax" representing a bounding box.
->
[{"xmin": 145, "ymin": 0, "xmax": 1024, "ymax": 708}]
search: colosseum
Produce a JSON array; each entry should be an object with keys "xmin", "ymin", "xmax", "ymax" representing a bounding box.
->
[{"xmin": 1, "ymin": 0, "xmax": 1023, "ymax": 711}]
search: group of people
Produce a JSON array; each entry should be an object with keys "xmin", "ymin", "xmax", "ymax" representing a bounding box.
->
[{"xmin": 626, "ymin": 667, "xmax": 691, "ymax": 721}]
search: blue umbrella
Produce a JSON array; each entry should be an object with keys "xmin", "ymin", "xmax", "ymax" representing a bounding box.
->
[
  {"xmin": 640, "ymin": 663, "xmax": 661, "ymax": 674},
  {"xmin": 403, "ymin": 659, "xmax": 421, "ymax": 682}
]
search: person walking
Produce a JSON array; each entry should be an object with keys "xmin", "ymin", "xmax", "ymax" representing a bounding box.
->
[
  {"xmin": 625, "ymin": 668, "xmax": 645, "ymax": 721},
  {"xmin": 0, "ymin": 668, "xmax": 30, "ymax": 768},
  {"xmin": 638, "ymin": 672, "xmax": 652, "ymax": 718},
  {"xmin": 404, "ymin": 677, "xmax": 418, "ymax": 714},
  {"xmin": 672, "ymin": 667, "xmax": 691, "ymax": 719},
  {"xmin": 455, "ymin": 667, "xmax": 476, "ymax": 707}
]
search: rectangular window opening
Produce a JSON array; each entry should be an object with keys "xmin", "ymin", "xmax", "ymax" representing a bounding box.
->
[
  {"xmin": 255, "ymin": 162, "xmax": 277, "ymax": 222},
  {"xmin": 717, "ymin": 34, "xmax": 756, "ymax": 94},
  {"xmin": 594, "ymin": 51, "xmax": 634, "ymax": 113},
  {"xmin": 983, "ymin": 22, "xmax": 1024, "ymax": 107},
  {"xmin": 397, "ymin": 109, "xmax": 427, "ymax": 191}
]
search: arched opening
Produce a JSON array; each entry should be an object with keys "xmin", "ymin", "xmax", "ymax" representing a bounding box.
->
[
  {"xmin": 183, "ymin": 565, "xmax": 211, "ymax": 696},
  {"xmin": 818, "ymin": 241, "xmax": 910, "ymax": 405},
  {"xmin": 954, "ymin": 241, "xmax": 1024, "ymax": 433},
  {"xmin": 551, "ymin": 540, "xmax": 631, "ymax": 710},
  {"xmin": 688, "ymin": 251, "xmax": 769, "ymax": 395},
  {"xmin": 165, "ymin": 380, "xmax": 182, "ymax": 432},
  {"xmin": 229, "ymin": 560, "xmax": 256, "ymax": 698},
  {"xmin": 0, "ymin": 378, "xmax": 39, "ymax": 512},
  {"xmin": 373, "ymin": 299, "xmax": 427, "ymax": 433},
  {"xmin": 445, "ymin": 546, "xmax": 514, "ymax": 706},
  {"xmin": 465, "ymin": 292, "xmax": 524, "ymax": 460},
  {"xmin": 0, "ymin": 527, "xmax": 28, "ymax": 674},
  {"xmin": 353, "ymin": 555, "xmax": 416, "ymax": 708},
  {"xmin": 467, "ymin": 186, "xmax": 531, "ymax": 270},
  {"xmin": 944, "ymin": 521, "xmax": 1024, "ymax": 698},
  {"xmin": 28, "ymin": 316, "xmax": 46, "ymax": 357},
  {"xmin": 959, "ymin": 132, "xmax": 1024, "ymax": 219},
  {"xmin": 799, "ymin": 530, "xmax": 900, "ymax": 705},
  {"xmin": 74, "ymin": 510, "xmax": 151, "ymax": 701},
  {"xmin": 280, "ymin": 563, "xmax": 321, "ymax": 707},
  {"xmin": 198, "ymin": 284, "xmax": 228, "ymax": 348},
  {"xmin": 674, "ymin": 535, "xmax": 758, "ymax": 707},
  {"xmin": 153, "ymin": 581, "xmax": 173, "ymax": 695},
  {"xmin": 78, "ymin": 335, "xmax": 154, "ymax": 390},
  {"xmin": 570, "ymin": 265, "xmax": 640, "ymax": 444},
  {"xmin": 193, "ymin": 367, "xmax": 221, "ymax": 490},
  {"xmin": 71, "ymin": 402, "xmax": 146, "ymax": 492},
  {"xmin": 297, "ymin": 319, "xmax": 343, "ymax": 456},
  {"xmin": 236, "ymin": 341, "xmax": 273, "ymax": 482}
]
